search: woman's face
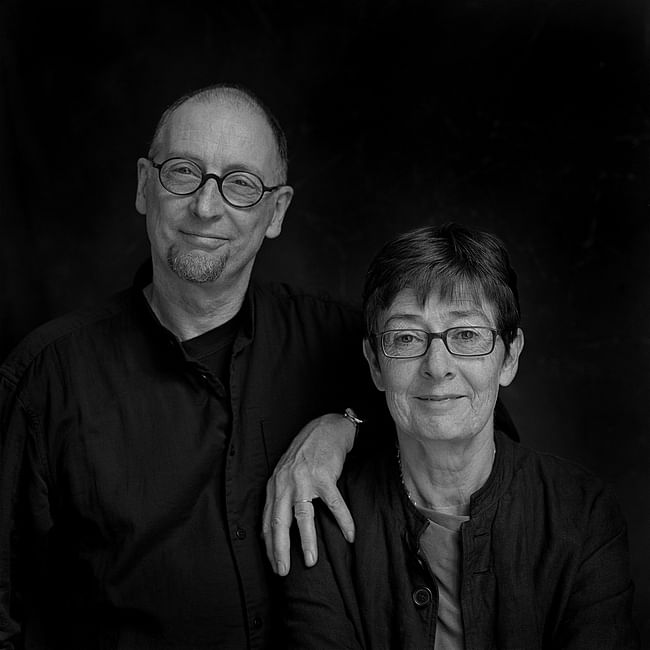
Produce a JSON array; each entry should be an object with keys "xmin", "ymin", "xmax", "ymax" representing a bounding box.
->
[{"xmin": 364, "ymin": 288, "xmax": 523, "ymax": 446}]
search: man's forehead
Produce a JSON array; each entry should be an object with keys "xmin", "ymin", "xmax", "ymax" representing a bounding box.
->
[{"xmin": 160, "ymin": 98, "xmax": 277, "ymax": 166}]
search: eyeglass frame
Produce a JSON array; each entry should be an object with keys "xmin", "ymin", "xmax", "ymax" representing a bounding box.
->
[
  {"xmin": 375, "ymin": 327, "xmax": 500, "ymax": 359},
  {"xmin": 149, "ymin": 157, "xmax": 284, "ymax": 208}
]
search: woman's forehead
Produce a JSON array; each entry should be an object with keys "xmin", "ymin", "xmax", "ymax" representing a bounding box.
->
[{"xmin": 383, "ymin": 287, "xmax": 497, "ymax": 322}]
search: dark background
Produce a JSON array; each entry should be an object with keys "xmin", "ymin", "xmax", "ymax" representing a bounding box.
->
[{"xmin": 1, "ymin": 0, "xmax": 648, "ymax": 639}]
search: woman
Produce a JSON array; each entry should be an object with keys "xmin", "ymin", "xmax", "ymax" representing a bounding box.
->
[{"xmin": 282, "ymin": 223, "xmax": 638, "ymax": 649}]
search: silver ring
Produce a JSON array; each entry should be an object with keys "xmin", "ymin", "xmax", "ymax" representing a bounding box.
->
[{"xmin": 293, "ymin": 499, "xmax": 313, "ymax": 505}]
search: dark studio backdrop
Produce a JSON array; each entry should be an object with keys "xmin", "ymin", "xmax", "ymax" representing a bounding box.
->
[{"xmin": 1, "ymin": 0, "xmax": 648, "ymax": 639}]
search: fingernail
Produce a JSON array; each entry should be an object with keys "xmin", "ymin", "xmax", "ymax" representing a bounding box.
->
[
  {"xmin": 305, "ymin": 551, "xmax": 315, "ymax": 566},
  {"xmin": 277, "ymin": 561, "xmax": 286, "ymax": 575}
]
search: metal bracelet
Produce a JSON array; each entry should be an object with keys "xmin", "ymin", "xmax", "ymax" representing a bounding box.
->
[{"xmin": 343, "ymin": 407, "xmax": 364, "ymax": 427}]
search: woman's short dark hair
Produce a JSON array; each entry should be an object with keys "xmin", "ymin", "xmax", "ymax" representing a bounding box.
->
[{"xmin": 362, "ymin": 223, "xmax": 521, "ymax": 355}]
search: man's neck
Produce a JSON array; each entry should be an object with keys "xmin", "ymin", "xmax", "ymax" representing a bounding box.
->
[{"xmin": 145, "ymin": 270, "xmax": 249, "ymax": 341}]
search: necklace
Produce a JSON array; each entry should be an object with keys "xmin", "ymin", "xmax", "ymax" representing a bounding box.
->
[{"xmin": 396, "ymin": 442, "xmax": 496, "ymax": 510}]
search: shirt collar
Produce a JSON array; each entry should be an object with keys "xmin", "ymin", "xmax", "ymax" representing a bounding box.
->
[{"xmin": 131, "ymin": 258, "xmax": 255, "ymax": 354}]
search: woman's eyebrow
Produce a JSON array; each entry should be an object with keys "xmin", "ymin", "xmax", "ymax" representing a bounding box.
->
[
  {"xmin": 446, "ymin": 308, "xmax": 490, "ymax": 320},
  {"xmin": 383, "ymin": 313, "xmax": 422, "ymax": 326}
]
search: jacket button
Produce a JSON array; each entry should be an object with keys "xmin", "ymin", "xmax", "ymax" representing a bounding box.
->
[
  {"xmin": 412, "ymin": 587, "xmax": 432, "ymax": 607},
  {"xmin": 235, "ymin": 527, "xmax": 247, "ymax": 540},
  {"xmin": 252, "ymin": 616, "xmax": 263, "ymax": 629}
]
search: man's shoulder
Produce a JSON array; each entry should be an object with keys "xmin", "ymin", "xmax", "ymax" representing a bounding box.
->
[
  {"xmin": 252, "ymin": 281, "xmax": 360, "ymax": 312},
  {"xmin": 1, "ymin": 288, "xmax": 136, "ymax": 386},
  {"xmin": 251, "ymin": 281, "xmax": 362, "ymax": 331}
]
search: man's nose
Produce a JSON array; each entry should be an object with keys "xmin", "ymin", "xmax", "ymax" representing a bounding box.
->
[
  {"xmin": 192, "ymin": 178, "xmax": 227, "ymax": 219},
  {"xmin": 420, "ymin": 337, "xmax": 455, "ymax": 380}
]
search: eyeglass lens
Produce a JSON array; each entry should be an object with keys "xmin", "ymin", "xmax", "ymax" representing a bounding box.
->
[
  {"xmin": 159, "ymin": 159, "xmax": 265, "ymax": 206},
  {"xmin": 382, "ymin": 327, "xmax": 495, "ymax": 357}
]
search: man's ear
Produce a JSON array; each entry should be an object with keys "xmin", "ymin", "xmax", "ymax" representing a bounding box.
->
[
  {"xmin": 135, "ymin": 158, "xmax": 151, "ymax": 216},
  {"xmin": 363, "ymin": 338, "xmax": 386, "ymax": 392},
  {"xmin": 264, "ymin": 185, "xmax": 294, "ymax": 239},
  {"xmin": 499, "ymin": 328, "xmax": 524, "ymax": 387}
]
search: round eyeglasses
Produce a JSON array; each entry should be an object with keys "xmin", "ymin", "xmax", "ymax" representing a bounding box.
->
[
  {"xmin": 150, "ymin": 157, "xmax": 282, "ymax": 208},
  {"xmin": 378, "ymin": 327, "xmax": 499, "ymax": 358}
]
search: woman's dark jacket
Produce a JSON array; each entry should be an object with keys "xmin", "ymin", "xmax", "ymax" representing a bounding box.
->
[{"xmin": 283, "ymin": 430, "xmax": 639, "ymax": 649}]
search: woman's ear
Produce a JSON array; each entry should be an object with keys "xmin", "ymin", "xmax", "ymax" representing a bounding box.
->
[
  {"xmin": 499, "ymin": 328, "xmax": 524, "ymax": 387},
  {"xmin": 363, "ymin": 338, "xmax": 386, "ymax": 392}
]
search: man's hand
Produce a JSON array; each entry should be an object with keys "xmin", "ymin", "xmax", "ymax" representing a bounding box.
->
[{"xmin": 262, "ymin": 413, "xmax": 357, "ymax": 576}]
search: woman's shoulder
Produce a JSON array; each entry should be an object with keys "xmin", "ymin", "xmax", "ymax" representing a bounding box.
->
[
  {"xmin": 510, "ymin": 437, "xmax": 605, "ymax": 489},
  {"xmin": 504, "ymin": 435, "xmax": 624, "ymax": 528}
]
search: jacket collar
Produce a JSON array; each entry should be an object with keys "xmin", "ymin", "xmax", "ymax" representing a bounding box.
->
[
  {"xmin": 381, "ymin": 429, "xmax": 518, "ymax": 549},
  {"xmin": 468, "ymin": 429, "xmax": 517, "ymax": 515}
]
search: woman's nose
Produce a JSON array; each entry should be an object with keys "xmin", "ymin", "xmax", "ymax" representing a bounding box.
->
[{"xmin": 419, "ymin": 337, "xmax": 455, "ymax": 380}]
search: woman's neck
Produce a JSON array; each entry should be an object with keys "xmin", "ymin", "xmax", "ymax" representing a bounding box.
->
[{"xmin": 397, "ymin": 433, "xmax": 496, "ymax": 514}]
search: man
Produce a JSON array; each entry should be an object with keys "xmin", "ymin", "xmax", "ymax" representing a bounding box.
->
[
  {"xmin": 0, "ymin": 84, "xmax": 368, "ymax": 649},
  {"xmin": 1, "ymin": 84, "xmax": 519, "ymax": 649}
]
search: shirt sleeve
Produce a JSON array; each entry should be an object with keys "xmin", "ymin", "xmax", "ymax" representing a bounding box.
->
[
  {"xmin": 0, "ymin": 370, "xmax": 29, "ymax": 649},
  {"xmin": 0, "ymin": 362, "xmax": 54, "ymax": 650},
  {"xmin": 555, "ymin": 484, "xmax": 640, "ymax": 649},
  {"xmin": 282, "ymin": 508, "xmax": 365, "ymax": 650}
]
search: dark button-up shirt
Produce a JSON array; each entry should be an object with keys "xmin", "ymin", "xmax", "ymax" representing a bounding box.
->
[
  {"xmin": 283, "ymin": 430, "xmax": 639, "ymax": 649},
  {"xmin": 0, "ymin": 270, "xmax": 372, "ymax": 649}
]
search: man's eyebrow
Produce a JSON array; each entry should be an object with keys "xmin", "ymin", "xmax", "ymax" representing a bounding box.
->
[{"xmin": 165, "ymin": 151, "xmax": 266, "ymax": 177}]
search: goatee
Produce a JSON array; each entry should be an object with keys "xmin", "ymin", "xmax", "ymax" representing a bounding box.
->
[{"xmin": 167, "ymin": 250, "xmax": 227, "ymax": 283}]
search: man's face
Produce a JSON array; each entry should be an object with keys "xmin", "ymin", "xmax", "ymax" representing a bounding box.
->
[
  {"xmin": 136, "ymin": 98, "xmax": 293, "ymax": 289},
  {"xmin": 363, "ymin": 288, "xmax": 523, "ymax": 447}
]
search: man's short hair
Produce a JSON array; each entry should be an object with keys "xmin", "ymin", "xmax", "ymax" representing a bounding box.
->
[
  {"xmin": 362, "ymin": 222, "xmax": 521, "ymax": 355},
  {"xmin": 148, "ymin": 83, "xmax": 289, "ymax": 183}
]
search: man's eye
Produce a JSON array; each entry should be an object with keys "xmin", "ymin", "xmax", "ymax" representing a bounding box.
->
[
  {"xmin": 170, "ymin": 165, "xmax": 196, "ymax": 176},
  {"xmin": 456, "ymin": 329, "xmax": 479, "ymax": 340},
  {"xmin": 228, "ymin": 176, "xmax": 256, "ymax": 188}
]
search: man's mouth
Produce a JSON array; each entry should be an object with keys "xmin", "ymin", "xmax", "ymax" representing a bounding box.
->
[
  {"xmin": 180, "ymin": 231, "xmax": 227, "ymax": 248},
  {"xmin": 415, "ymin": 394, "xmax": 463, "ymax": 402}
]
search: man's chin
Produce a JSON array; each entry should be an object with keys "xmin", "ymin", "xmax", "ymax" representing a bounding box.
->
[{"xmin": 168, "ymin": 251, "xmax": 227, "ymax": 284}]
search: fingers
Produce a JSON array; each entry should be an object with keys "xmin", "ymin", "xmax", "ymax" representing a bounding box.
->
[
  {"xmin": 261, "ymin": 413, "xmax": 357, "ymax": 576},
  {"xmin": 293, "ymin": 500, "xmax": 317, "ymax": 568},
  {"xmin": 262, "ymin": 480, "xmax": 355, "ymax": 578},
  {"xmin": 320, "ymin": 484, "xmax": 355, "ymax": 543},
  {"xmin": 262, "ymin": 480, "xmax": 293, "ymax": 576}
]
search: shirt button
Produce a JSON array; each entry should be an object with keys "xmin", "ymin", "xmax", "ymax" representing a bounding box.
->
[
  {"xmin": 235, "ymin": 527, "xmax": 247, "ymax": 540},
  {"xmin": 252, "ymin": 616, "xmax": 262, "ymax": 629},
  {"xmin": 412, "ymin": 587, "xmax": 432, "ymax": 607}
]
